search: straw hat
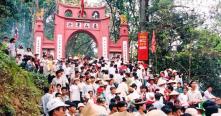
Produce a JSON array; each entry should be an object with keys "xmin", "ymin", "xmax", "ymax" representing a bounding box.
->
[
  {"xmin": 81, "ymin": 104, "xmax": 98, "ymax": 116},
  {"xmin": 77, "ymin": 103, "xmax": 85, "ymax": 108},
  {"xmin": 116, "ymin": 89, "xmax": 121, "ymax": 94},
  {"xmin": 73, "ymin": 56, "xmax": 79, "ymax": 60},
  {"xmin": 212, "ymin": 113, "xmax": 221, "ymax": 116},
  {"xmin": 95, "ymin": 78, "xmax": 101, "ymax": 83},
  {"xmin": 167, "ymin": 80, "xmax": 177, "ymax": 84},
  {"xmin": 173, "ymin": 70, "xmax": 178, "ymax": 73},
  {"xmin": 146, "ymin": 109, "xmax": 167, "ymax": 116},
  {"xmin": 167, "ymin": 68, "xmax": 173, "ymax": 72},
  {"xmin": 110, "ymin": 111, "xmax": 133, "ymax": 116},
  {"xmin": 133, "ymin": 99, "xmax": 146, "ymax": 105},
  {"xmin": 185, "ymin": 108, "xmax": 199, "ymax": 116},
  {"xmin": 157, "ymin": 79, "xmax": 167, "ymax": 86}
]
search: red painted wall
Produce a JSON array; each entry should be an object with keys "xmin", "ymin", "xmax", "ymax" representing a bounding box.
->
[{"xmin": 33, "ymin": 2, "xmax": 129, "ymax": 61}]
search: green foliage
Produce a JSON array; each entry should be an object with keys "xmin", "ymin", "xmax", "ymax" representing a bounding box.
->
[
  {"xmin": 105, "ymin": 0, "xmax": 139, "ymax": 41},
  {"xmin": 66, "ymin": 33, "xmax": 97, "ymax": 57},
  {"xmin": 0, "ymin": 51, "xmax": 44, "ymax": 115},
  {"xmin": 0, "ymin": 0, "xmax": 35, "ymax": 48},
  {"xmin": 144, "ymin": 0, "xmax": 221, "ymax": 96},
  {"xmin": 0, "ymin": 0, "xmax": 56, "ymax": 46},
  {"xmin": 41, "ymin": 0, "xmax": 56, "ymax": 40}
]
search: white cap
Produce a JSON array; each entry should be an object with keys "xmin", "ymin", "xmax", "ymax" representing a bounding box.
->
[
  {"xmin": 78, "ymin": 103, "xmax": 85, "ymax": 108},
  {"xmin": 47, "ymin": 98, "xmax": 69, "ymax": 112}
]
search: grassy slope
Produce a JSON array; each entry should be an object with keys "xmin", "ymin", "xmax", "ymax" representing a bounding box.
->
[{"xmin": 0, "ymin": 51, "xmax": 43, "ymax": 115}]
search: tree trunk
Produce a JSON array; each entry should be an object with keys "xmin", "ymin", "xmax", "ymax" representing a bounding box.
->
[{"xmin": 139, "ymin": 0, "xmax": 149, "ymax": 32}]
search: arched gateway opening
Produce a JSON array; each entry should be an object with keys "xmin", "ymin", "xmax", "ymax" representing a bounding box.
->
[
  {"xmin": 66, "ymin": 31, "xmax": 98, "ymax": 57},
  {"xmin": 34, "ymin": 2, "xmax": 129, "ymax": 62}
]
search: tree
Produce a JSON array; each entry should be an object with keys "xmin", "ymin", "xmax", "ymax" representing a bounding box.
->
[
  {"xmin": 104, "ymin": 0, "xmax": 139, "ymax": 42},
  {"xmin": 145, "ymin": 0, "xmax": 221, "ymax": 96}
]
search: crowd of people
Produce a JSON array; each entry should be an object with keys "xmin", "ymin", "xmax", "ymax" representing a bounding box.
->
[{"xmin": 1, "ymin": 37, "xmax": 221, "ymax": 116}]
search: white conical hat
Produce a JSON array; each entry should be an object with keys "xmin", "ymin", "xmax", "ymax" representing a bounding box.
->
[
  {"xmin": 157, "ymin": 79, "xmax": 167, "ymax": 86},
  {"xmin": 169, "ymin": 91, "xmax": 180, "ymax": 96}
]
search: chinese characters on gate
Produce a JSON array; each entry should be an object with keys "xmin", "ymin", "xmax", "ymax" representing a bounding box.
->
[{"xmin": 66, "ymin": 21, "xmax": 99, "ymax": 29}]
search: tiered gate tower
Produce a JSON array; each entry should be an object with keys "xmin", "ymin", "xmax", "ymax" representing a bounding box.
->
[{"xmin": 34, "ymin": 2, "xmax": 129, "ymax": 61}]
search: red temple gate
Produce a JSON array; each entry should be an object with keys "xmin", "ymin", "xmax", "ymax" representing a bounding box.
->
[{"xmin": 34, "ymin": 2, "xmax": 129, "ymax": 62}]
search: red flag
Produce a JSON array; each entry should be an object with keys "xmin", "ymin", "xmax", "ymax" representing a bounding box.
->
[
  {"xmin": 80, "ymin": 0, "xmax": 84, "ymax": 17},
  {"xmin": 151, "ymin": 31, "xmax": 156, "ymax": 53}
]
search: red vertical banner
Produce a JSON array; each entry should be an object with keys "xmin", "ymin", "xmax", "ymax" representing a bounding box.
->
[{"xmin": 138, "ymin": 32, "xmax": 148, "ymax": 61}]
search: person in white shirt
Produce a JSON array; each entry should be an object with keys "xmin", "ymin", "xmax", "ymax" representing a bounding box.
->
[
  {"xmin": 15, "ymin": 54, "xmax": 22, "ymax": 65},
  {"xmin": 105, "ymin": 78, "xmax": 115, "ymax": 95},
  {"xmin": 90, "ymin": 67, "xmax": 97, "ymax": 78},
  {"xmin": 187, "ymin": 81, "xmax": 203, "ymax": 107},
  {"xmin": 114, "ymin": 70, "xmax": 122, "ymax": 84},
  {"xmin": 70, "ymin": 78, "xmax": 81, "ymax": 106},
  {"xmin": 174, "ymin": 71, "xmax": 183, "ymax": 85},
  {"xmin": 153, "ymin": 93, "xmax": 165, "ymax": 109},
  {"xmin": 51, "ymin": 69, "xmax": 69, "ymax": 88},
  {"xmin": 109, "ymin": 63, "xmax": 116, "ymax": 75},
  {"xmin": 178, "ymin": 88, "xmax": 189, "ymax": 107},
  {"xmin": 204, "ymin": 85, "xmax": 218, "ymax": 101},
  {"xmin": 95, "ymin": 97, "xmax": 109, "ymax": 115},
  {"xmin": 40, "ymin": 55, "xmax": 48, "ymax": 75},
  {"xmin": 64, "ymin": 63, "xmax": 71, "ymax": 78},
  {"xmin": 140, "ymin": 85, "xmax": 149, "ymax": 101},
  {"xmin": 127, "ymin": 87, "xmax": 140, "ymax": 102},
  {"xmin": 40, "ymin": 87, "xmax": 54, "ymax": 116},
  {"xmin": 82, "ymin": 78, "xmax": 94, "ymax": 97},
  {"xmin": 16, "ymin": 45, "xmax": 25, "ymax": 57},
  {"xmin": 8, "ymin": 38, "xmax": 16, "ymax": 57},
  {"xmin": 136, "ymin": 67, "xmax": 143, "ymax": 80},
  {"xmin": 132, "ymin": 75, "xmax": 142, "ymax": 92},
  {"xmin": 116, "ymin": 78, "xmax": 128, "ymax": 97},
  {"xmin": 106, "ymin": 87, "xmax": 117, "ymax": 105},
  {"xmin": 26, "ymin": 48, "xmax": 33, "ymax": 57}
]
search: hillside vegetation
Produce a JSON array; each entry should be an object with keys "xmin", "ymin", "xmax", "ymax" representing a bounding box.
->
[{"xmin": 0, "ymin": 51, "xmax": 46, "ymax": 115}]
